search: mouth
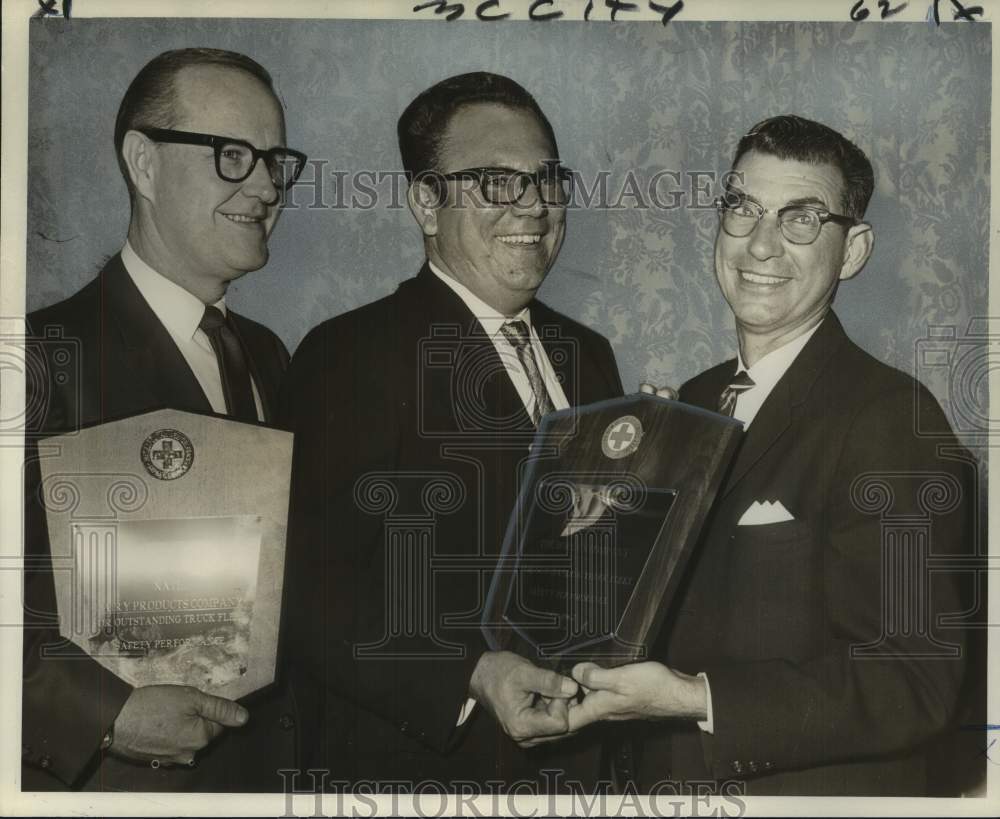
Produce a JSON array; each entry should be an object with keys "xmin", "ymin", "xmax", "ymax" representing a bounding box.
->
[
  {"xmin": 221, "ymin": 213, "xmax": 267, "ymax": 227},
  {"xmin": 497, "ymin": 233, "xmax": 544, "ymax": 247},
  {"xmin": 738, "ymin": 269, "xmax": 790, "ymax": 286}
]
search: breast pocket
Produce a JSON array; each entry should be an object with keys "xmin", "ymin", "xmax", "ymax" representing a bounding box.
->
[{"xmin": 724, "ymin": 520, "xmax": 824, "ymax": 660}]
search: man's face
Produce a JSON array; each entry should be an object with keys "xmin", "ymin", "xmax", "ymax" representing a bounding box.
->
[
  {"xmin": 715, "ymin": 150, "xmax": 866, "ymax": 347},
  {"xmin": 425, "ymin": 103, "xmax": 565, "ymax": 315},
  {"xmin": 141, "ymin": 64, "xmax": 285, "ymax": 296}
]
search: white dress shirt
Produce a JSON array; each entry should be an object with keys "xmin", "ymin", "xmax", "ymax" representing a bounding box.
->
[
  {"xmin": 697, "ymin": 318, "xmax": 822, "ymax": 735},
  {"xmin": 730, "ymin": 321, "xmax": 822, "ymax": 427},
  {"xmin": 429, "ymin": 261, "xmax": 568, "ymax": 726},
  {"xmin": 121, "ymin": 242, "xmax": 263, "ymax": 421},
  {"xmin": 429, "ymin": 262, "xmax": 570, "ymax": 415}
]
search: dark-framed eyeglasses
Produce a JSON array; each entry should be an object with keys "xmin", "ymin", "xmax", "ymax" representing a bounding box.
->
[
  {"xmin": 439, "ymin": 163, "xmax": 574, "ymax": 207},
  {"xmin": 714, "ymin": 193, "xmax": 858, "ymax": 245},
  {"xmin": 138, "ymin": 127, "xmax": 308, "ymax": 192}
]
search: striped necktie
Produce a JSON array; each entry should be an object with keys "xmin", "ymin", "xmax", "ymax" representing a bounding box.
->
[
  {"xmin": 718, "ymin": 370, "xmax": 755, "ymax": 417},
  {"xmin": 500, "ymin": 319, "xmax": 554, "ymax": 427}
]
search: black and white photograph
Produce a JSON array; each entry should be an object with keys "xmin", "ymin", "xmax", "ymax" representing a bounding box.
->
[{"xmin": 0, "ymin": 0, "xmax": 994, "ymax": 815}]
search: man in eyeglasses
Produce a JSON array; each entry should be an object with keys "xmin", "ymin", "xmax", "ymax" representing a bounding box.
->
[
  {"xmin": 563, "ymin": 115, "xmax": 972, "ymax": 795},
  {"xmin": 23, "ymin": 48, "xmax": 306, "ymax": 791},
  {"xmin": 279, "ymin": 72, "xmax": 623, "ymax": 788}
]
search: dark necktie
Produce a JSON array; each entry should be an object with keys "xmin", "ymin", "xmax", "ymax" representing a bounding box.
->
[
  {"xmin": 718, "ymin": 370, "xmax": 755, "ymax": 417},
  {"xmin": 199, "ymin": 305, "xmax": 257, "ymax": 422},
  {"xmin": 500, "ymin": 319, "xmax": 554, "ymax": 426}
]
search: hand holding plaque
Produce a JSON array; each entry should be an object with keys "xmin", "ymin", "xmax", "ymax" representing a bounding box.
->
[
  {"xmin": 566, "ymin": 661, "xmax": 708, "ymax": 730},
  {"xmin": 109, "ymin": 683, "xmax": 249, "ymax": 765}
]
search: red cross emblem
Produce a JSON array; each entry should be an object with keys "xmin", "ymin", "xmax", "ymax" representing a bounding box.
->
[
  {"xmin": 601, "ymin": 415, "xmax": 644, "ymax": 460},
  {"xmin": 141, "ymin": 428, "xmax": 194, "ymax": 480}
]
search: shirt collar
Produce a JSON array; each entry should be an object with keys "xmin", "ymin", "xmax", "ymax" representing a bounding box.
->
[
  {"xmin": 736, "ymin": 320, "xmax": 823, "ymax": 392},
  {"xmin": 121, "ymin": 241, "xmax": 226, "ymax": 341},
  {"xmin": 428, "ymin": 260, "xmax": 531, "ymax": 338}
]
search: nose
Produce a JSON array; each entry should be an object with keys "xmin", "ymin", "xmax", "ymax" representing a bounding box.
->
[
  {"xmin": 241, "ymin": 156, "xmax": 281, "ymax": 207},
  {"xmin": 747, "ymin": 211, "xmax": 785, "ymax": 261}
]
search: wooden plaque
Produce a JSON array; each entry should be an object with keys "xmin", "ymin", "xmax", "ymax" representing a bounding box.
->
[{"xmin": 482, "ymin": 394, "xmax": 742, "ymax": 668}]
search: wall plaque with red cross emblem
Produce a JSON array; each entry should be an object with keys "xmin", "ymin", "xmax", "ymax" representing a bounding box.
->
[
  {"xmin": 38, "ymin": 408, "xmax": 292, "ymax": 699},
  {"xmin": 483, "ymin": 393, "xmax": 742, "ymax": 668}
]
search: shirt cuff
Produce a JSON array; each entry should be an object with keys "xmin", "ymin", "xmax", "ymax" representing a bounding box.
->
[
  {"xmin": 696, "ymin": 672, "xmax": 714, "ymax": 734},
  {"xmin": 457, "ymin": 697, "xmax": 477, "ymax": 726}
]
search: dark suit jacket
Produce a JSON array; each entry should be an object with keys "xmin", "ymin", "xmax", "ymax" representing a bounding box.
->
[
  {"xmin": 279, "ymin": 265, "xmax": 624, "ymax": 788},
  {"xmin": 636, "ymin": 312, "xmax": 973, "ymax": 795},
  {"xmin": 22, "ymin": 254, "xmax": 297, "ymax": 792}
]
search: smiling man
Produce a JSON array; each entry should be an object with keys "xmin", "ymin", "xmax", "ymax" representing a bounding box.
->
[
  {"xmin": 279, "ymin": 72, "xmax": 623, "ymax": 789},
  {"xmin": 23, "ymin": 48, "xmax": 306, "ymax": 791},
  {"xmin": 566, "ymin": 115, "xmax": 972, "ymax": 795}
]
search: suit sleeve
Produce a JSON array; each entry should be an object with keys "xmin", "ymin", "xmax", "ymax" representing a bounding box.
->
[
  {"xmin": 279, "ymin": 322, "xmax": 481, "ymax": 755},
  {"xmin": 22, "ymin": 416, "xmax": 133, "ymax": 785},
  {"xmin": 701, "ymin": 385, "xmax": 970, "ymax": 777}
]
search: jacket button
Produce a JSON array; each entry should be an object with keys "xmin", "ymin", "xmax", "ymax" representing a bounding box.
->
[
  {"xmin": 730, "ymin": 760, "xmax": 744, "ymax": 775},
  {"xmin": 748, "ymin": 760, "xmax": 759, "ymax": 773},
  {"xmin": 763, "ymin": 761, "xmax": 774, "ymax": 771},
  {"xmin": 400, "ymin": 721, "xmax": 410, "ymax": 734},
  {"xmin": 39, "ymin": 755, "xmax": 52, "ymax": 769},
  {"xmin": 279, "ymin": 713, "xmax": 295, "ymax": 731}
]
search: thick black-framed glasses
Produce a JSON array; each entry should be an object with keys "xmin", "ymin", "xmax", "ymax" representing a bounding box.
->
[
  {"xmin": 139, "ymin": 127, "xmax": 308, "ymax": 191},
  {"xmin": 439, "ymin": 163, "xmax": 574, "ymax": 207},
  {"xmin": 714, "ymin": 193, "xmax": 858, "ymax": 245}
]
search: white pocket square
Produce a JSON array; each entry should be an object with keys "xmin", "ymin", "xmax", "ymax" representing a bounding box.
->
[{"xmin": 738, "ymin": 500, "xmax": 795, "ymax": 526}]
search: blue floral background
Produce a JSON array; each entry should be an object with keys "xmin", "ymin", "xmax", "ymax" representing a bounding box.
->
[{"xmin": 26, "ymin": 19, "xmax": 990, "ymax": 442}]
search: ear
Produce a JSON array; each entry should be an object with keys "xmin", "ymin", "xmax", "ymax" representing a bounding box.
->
[
  {"xmin": 838, "ymin": 222, "xmax": 873, "ymax": 282},
  {"xmin": 407, "ymin": 179, "xmax": 440, "ymax": 238},
  {"xmin": 121, "ymin": 130, "xmax": 158, "ymax": 202}
]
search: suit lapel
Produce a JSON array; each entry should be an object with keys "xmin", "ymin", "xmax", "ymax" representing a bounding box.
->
[
  {"xmin": 531, "ymin": 302, "xmax": 577, "ymax": 406},
  {"xmin": 101, "ymin": 255, "xmax": 213, "ymax": 416},
  {"xmin": 229, "ymin": 314, "xmax": 280, "ymax": 423},
  {"xmin": 721, "ymin": 312, "xmax": 848, "ymax": 497},
  {"xmin": 722, "ymin": 380, "xmax": 791, "ymax": 496},
  {"xmin": 408, "ymin": 265, "xmax": 534, "ymax": 431}
]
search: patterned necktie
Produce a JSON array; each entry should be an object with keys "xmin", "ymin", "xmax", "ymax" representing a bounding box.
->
[
  {"xmin": 500, "ymin": 319, "xmax": 554, "ymax": 427},
  {"xmin": 718, "ymin": 370, "xmax": 755, "ymax": 417},
  {"xmin": 199, "ymin": 306, "xmax": 257, "ymax": 422}
]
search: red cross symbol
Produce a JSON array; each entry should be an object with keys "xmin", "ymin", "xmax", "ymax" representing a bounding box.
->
[
  {"xmin": 607, "ymin": 421, "xmax": 637, "ymax": 452},
  {"xmin": 151, "ymin": 439, "xmax": 180, "ymax": 470}
]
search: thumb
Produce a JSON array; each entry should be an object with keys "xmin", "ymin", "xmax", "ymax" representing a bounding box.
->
[
  {"xmin": 571, "ymin": 662, "xmax": 615, "ymax": 691},
  {"xmin": 530, "ymin": 667, "xmax": 578, "ymax": 699},
  {"xmin": 192, "ymin": 691, "xmax": 249, "ymax": 727}
]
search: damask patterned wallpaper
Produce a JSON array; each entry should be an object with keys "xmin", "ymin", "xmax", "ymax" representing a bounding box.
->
[{"xmin": 26, "ymin": 19, "xmax": 989, "ymax": 436}]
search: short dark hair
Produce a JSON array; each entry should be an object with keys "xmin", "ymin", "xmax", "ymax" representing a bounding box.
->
[
  {"xmin": 732, "ymin": 114, "xmax": 875, "ymax": 220},
  {"xmin": 397, "ymin": 71, "xmax": 558, "ymax": 177},
  {"xmin": 114, "ymin": 48, "xmax": 279, "ymax": 202}
]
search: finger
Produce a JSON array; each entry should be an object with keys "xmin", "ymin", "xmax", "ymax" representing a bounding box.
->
[
  {"xmin": 192, "ymin": 691, "xmax": 249, "ymax": 728},
  {"xmin": 655, "ymin": 386, "xmax": 678, "ymax": 400},
  {"xmin": 514, "ymin": 707, "xmax": 571, "ymax": 741},
  {"xmin": 200, "ymin": 717, "xmax": 226, "ymax": 745},
  {"xmin": 639, "ymin": 382, "xmax": 656, "ymax": 394},
  {"xmin": 544, "ymin": 695, "xmax": 569, "ymax": 721},
  {"xmin": 566, "ymin": 692, "xmax": 612, "ymax": 733},
  {"xmin": 570, "ymin": 662, "xmax": 606, "ymax": 689},
  {"xmin": 523, "ymin": 666, "xmax": 577, "ymax": 699}
]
